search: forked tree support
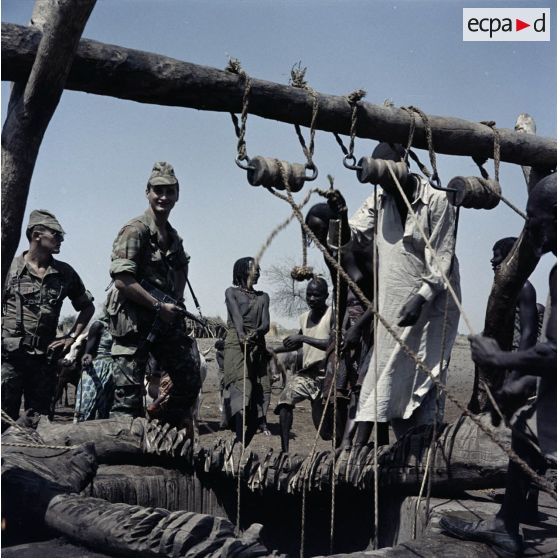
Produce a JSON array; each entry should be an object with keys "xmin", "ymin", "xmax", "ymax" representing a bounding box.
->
[
  {"xmin": 1, "ymin": 21, "xmax": 556, "ymax": 170},
  {"xmin": 1, "ymin": 2, "xmax": 96, "ymax": 286}
]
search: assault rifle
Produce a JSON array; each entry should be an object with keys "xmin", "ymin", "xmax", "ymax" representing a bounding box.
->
[{"xmin": 140, "ymin": 280, "xmax": 208, "ymax": 344}]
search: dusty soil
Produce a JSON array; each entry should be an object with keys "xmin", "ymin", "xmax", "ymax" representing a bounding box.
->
[
  {"xmin": 193, "ymin": 334, "xmax": 475, "ymax": 456},
  {"xmin": 52, "ymin": 335, "xmax": 475, "ymax": 457}
]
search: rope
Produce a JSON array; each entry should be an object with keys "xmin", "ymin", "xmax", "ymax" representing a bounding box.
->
[
  {"xmin": 290, "ymin": 63, "xmax": 319, "ymax": 170},
  {"xmin": 372, "ymin": 184, "xmax": 379, "ymax": 550},
  {"xmin": 332, "ymin": 89, "xmax": 366, "ymax": 162},
  {"xmin": 329, "ymin": 218, "xmax": 343, "ymax": 555},
  {"xmin": 236, "ymin": 339, "xmax": 248, "ymax": 535},
  {"xmin": 1, "ymin": 409, "xmax": 79, "ymax": 450},
  {"xmin": 269, "ymin": 163, "xmax": 556, "ymax": 499},
  {"xmin": 226, "ymin": 58, "xmax": 253, "ymax": 162},
  {"xmin": 406, "ymin": 106, "xmax": 439, "ymax": 181},
  {"xmin": 404, "ymin": 108, "xmax": 526, "ymax": 221},
  {"xmin": 478, "ymin": 121, "xmax": 527, "ymax": 220}
]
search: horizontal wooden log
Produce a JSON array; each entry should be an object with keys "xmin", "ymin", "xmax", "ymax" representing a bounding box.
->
[
  {"xmin": 1, "ymin": 21, "xmax": 556, "ymax": 169},
  {"xmin": 45, "ymin": 493, "xmax": 269, "ymax": 558},
  {"xmin": 1, "ymin": 426, "xmax": 97, "ymax": 541}
]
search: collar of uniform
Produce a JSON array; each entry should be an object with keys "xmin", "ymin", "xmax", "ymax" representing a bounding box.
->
[
  {"xmin": 13, "ymin": 252, "xmax": 61, "ymax": 278},
  {"xmin": 140, "ymin": 210, "xmax": 181, "ymax": 253}
]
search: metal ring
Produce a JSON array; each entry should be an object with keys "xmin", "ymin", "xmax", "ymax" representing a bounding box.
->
[
  {"xmin": 235, "ymin": 156, "xmax": 255, "ymax": 171},
  {"xmin": 304, "ymin": 164, "xmax": 318, "ymax": 182},
  {"xmin": 343, "ymin": 154, "xmax": 361, "ymax": 171}
]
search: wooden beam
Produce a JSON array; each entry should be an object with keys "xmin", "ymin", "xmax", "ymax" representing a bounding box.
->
[
  {"xmin": 1, "ymin": 1, "xmax": 96, "ymax": 286},
  {"xmin": 2, "ymin": 22, "xmax": 556, "ymax": 170}
]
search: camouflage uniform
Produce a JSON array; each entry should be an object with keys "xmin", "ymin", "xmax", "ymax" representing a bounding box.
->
[
  {"xmin": 2, "ymin": 245, "xmax": 93, "ymax": 420},
  {"xmin": 107, "ymin": 208, "xmax": 201, "ymax": 418}
]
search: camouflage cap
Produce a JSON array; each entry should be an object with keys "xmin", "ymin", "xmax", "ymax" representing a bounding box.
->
[
  {"xmin": 26, "ymin": 209, "xmax": 65, "ymax": 234},
  {"xmin": 148, "ymin": 161, "xmax": 178, "ymax": 187}
]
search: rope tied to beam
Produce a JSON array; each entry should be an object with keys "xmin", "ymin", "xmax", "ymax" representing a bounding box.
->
[
  {"xmin": 290, "ymin": 63, "xmax": 319, "ymax": 173},
  {"xmin": 226, "ymin": 57, "xmax": 253, "ymax": 163},
  {"xmin": 332, "ymin": 89, "xmax": 367, "ymax": 163}
]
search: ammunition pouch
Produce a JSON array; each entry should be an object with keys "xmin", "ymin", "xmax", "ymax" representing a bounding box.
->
[{"xmin": 1, "ymin": 336, "xmax": 23, "ymax": 353}]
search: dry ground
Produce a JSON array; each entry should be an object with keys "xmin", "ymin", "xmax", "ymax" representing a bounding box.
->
[
  {"xmin": 193, "ymin": 334, "xmax": 475, "ymax": 455},
  {"xmin": 53, "ymin": 334, "xmax": 475, "ymax": 457}
]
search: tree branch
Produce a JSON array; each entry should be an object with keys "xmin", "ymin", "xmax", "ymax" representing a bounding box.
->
[{"xmin": 1, "ymin": 1, "xmax": 96, "ymax": 285}]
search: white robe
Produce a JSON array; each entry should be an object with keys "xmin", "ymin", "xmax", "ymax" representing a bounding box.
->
[{"xmin": 349, "ymin": 177, "xmax": 461, "ymax": 424}]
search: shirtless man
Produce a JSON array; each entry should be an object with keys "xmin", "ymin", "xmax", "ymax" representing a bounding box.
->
[
  {"xmin": 441, "ymin": 172, "xmax": 556, "ymax": 558},
  {"xmin": 490, "ymin": 237, "xmax": 540, "ymax": 420}
]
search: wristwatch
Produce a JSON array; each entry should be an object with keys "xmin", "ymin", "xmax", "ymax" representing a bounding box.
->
[
  {"xmin": 68, "ymin": 332, "xmax": 77, "ymax": 340},
  {"xmin": 153, "ymin": 301, "xmax": 162, "ymax": 313}
]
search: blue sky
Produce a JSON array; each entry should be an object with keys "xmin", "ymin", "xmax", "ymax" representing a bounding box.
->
[{"xmin": 1, "ymin": 0, "xmax": 556, "ymax": 330}]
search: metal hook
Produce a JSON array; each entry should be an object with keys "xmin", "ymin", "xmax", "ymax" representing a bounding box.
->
[
  {"xmin": 304, "ymin": 163, "xmax": 319, "ymax": 182},
  {"xmin": 235, "ymin": 156, "xmax": 255, "ymax": 171},
  {"xmin": 343, "ymin": 154, "xmax": 361, "ymax": 171},
  {"xmin": 428, "ymin": 172, "xmax": 457, "ymax": 193}
]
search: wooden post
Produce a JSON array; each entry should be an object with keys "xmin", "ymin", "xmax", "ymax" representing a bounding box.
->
[
  {"xmin": 468, "ymin": 114, "xmax": 546, "ymax": 413},
  {"xmin": 1, "ymin": 0, "xmax": 96, "ymax": 286}
]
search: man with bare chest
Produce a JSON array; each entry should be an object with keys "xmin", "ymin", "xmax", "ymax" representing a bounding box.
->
[{"xmin": 106, "ymin": 162, "xmax": 201, "ymax": 422}]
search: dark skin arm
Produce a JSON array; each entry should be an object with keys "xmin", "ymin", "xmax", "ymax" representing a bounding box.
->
[
  {"xmin": 225, "ymin": 287, "xmax": 248, "ymax": 344},
  {"xmin": 48, "ymin": 301, "xmax": 95, "ymax": 353},
  {"xmin": 397, "ymin": 294, "xmax": 426, "ymax": 327},
  {"xmin": 81, "ymin": 320, "xmax": 105, "ymax": 367},
  {"xmin": 342, "ymin": 307, "xmax": 373, "ymax": 351},
  {"xmin": 470, "ymin": 266, "xmax": 556, "ymax": 378},
  {"xmin": 504, "ymin": 281, "xmax": 539, "ymax": 390},
  {"xmin": 326, "ymin": 190, "xmax": 352, "ymax": 245},
  {"xmin": 282, "ymin": 332, "xmax": 330, "ymax": 352},
  {"xmin": 255, "ymin": 292, "xmax": 271, "ymax": 337}
]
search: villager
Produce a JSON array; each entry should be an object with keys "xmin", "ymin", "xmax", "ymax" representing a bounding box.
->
[
  {"xmin": 75, "ymin": 310, "xmax": 115, "ymax": 421},
  {"xmin": 1, "ymin": 210, "xmax": 95, "ymax": 424},
  {"xmin": 273, "ymin": 277, "xmax": 333, "ymax": 453},
  {"xmin": 214, "ymin": 337, "xmax": 228, "ymax": 428},
  {"xmin": 106, "ymin": 162, "xmax": 201, "ymax": 424},
  {"xmin": 305, "ymin": 201, "xmax": 375, "ymax": 448},
  {"xmin": 329, "ymin": 142, "xmax": 461, "ymax": 443},
  {"xmin": 490, "ymin": 237, "xmax": 541, "ymax": 421},
  {"xmin": 441, "ymin": 172, "xmax": 557, "ymax": 558},
  {"xmin": 223, "ymin": 257, "xmax": 270, "ymax": 447}
]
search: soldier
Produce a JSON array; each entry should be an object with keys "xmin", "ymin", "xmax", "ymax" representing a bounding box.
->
[
  {"xmin": 106, "ymin": 162, "xmax": 201, "ymax": 423},
  {"xmin": 1, "ymin": 210, "xmax": 95, "ymax": 424}
]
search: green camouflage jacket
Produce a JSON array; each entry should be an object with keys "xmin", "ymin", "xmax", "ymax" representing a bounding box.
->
[
  {"xmin": 2, "ymin": 253, "xmax": 93, "ymax": 354},
  {"xmin": 107, "ymin": 210, "xmax": 190, "ymax": 352}
]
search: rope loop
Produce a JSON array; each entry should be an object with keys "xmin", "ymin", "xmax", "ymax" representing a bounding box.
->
[
  {"xmin": 289, "ymin": 63, "xmax": 319, "ymax": 169},
  {"xmin": 226, "ymin": 57, "xmax": 252, "ymax": 163}
]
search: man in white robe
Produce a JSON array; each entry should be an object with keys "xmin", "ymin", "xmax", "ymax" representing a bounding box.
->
[{"xmin": 331, "ymin": 143, "xmax": 461, "ymax": 441}]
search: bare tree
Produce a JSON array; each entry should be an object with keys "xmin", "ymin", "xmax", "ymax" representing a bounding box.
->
[{"xmin": 265, "ymin": 258, "xmax": 330, "ymax": 318}]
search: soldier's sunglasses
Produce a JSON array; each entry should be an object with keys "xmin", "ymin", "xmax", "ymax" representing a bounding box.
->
[{"xmin": 44, "ymin": 229, "xmax": 65, "ymax": 242}]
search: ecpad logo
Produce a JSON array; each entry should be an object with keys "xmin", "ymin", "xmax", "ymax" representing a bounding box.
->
[{"xmin": 463, "ymin": 8, "xmax": 550, "ymax": 41}]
